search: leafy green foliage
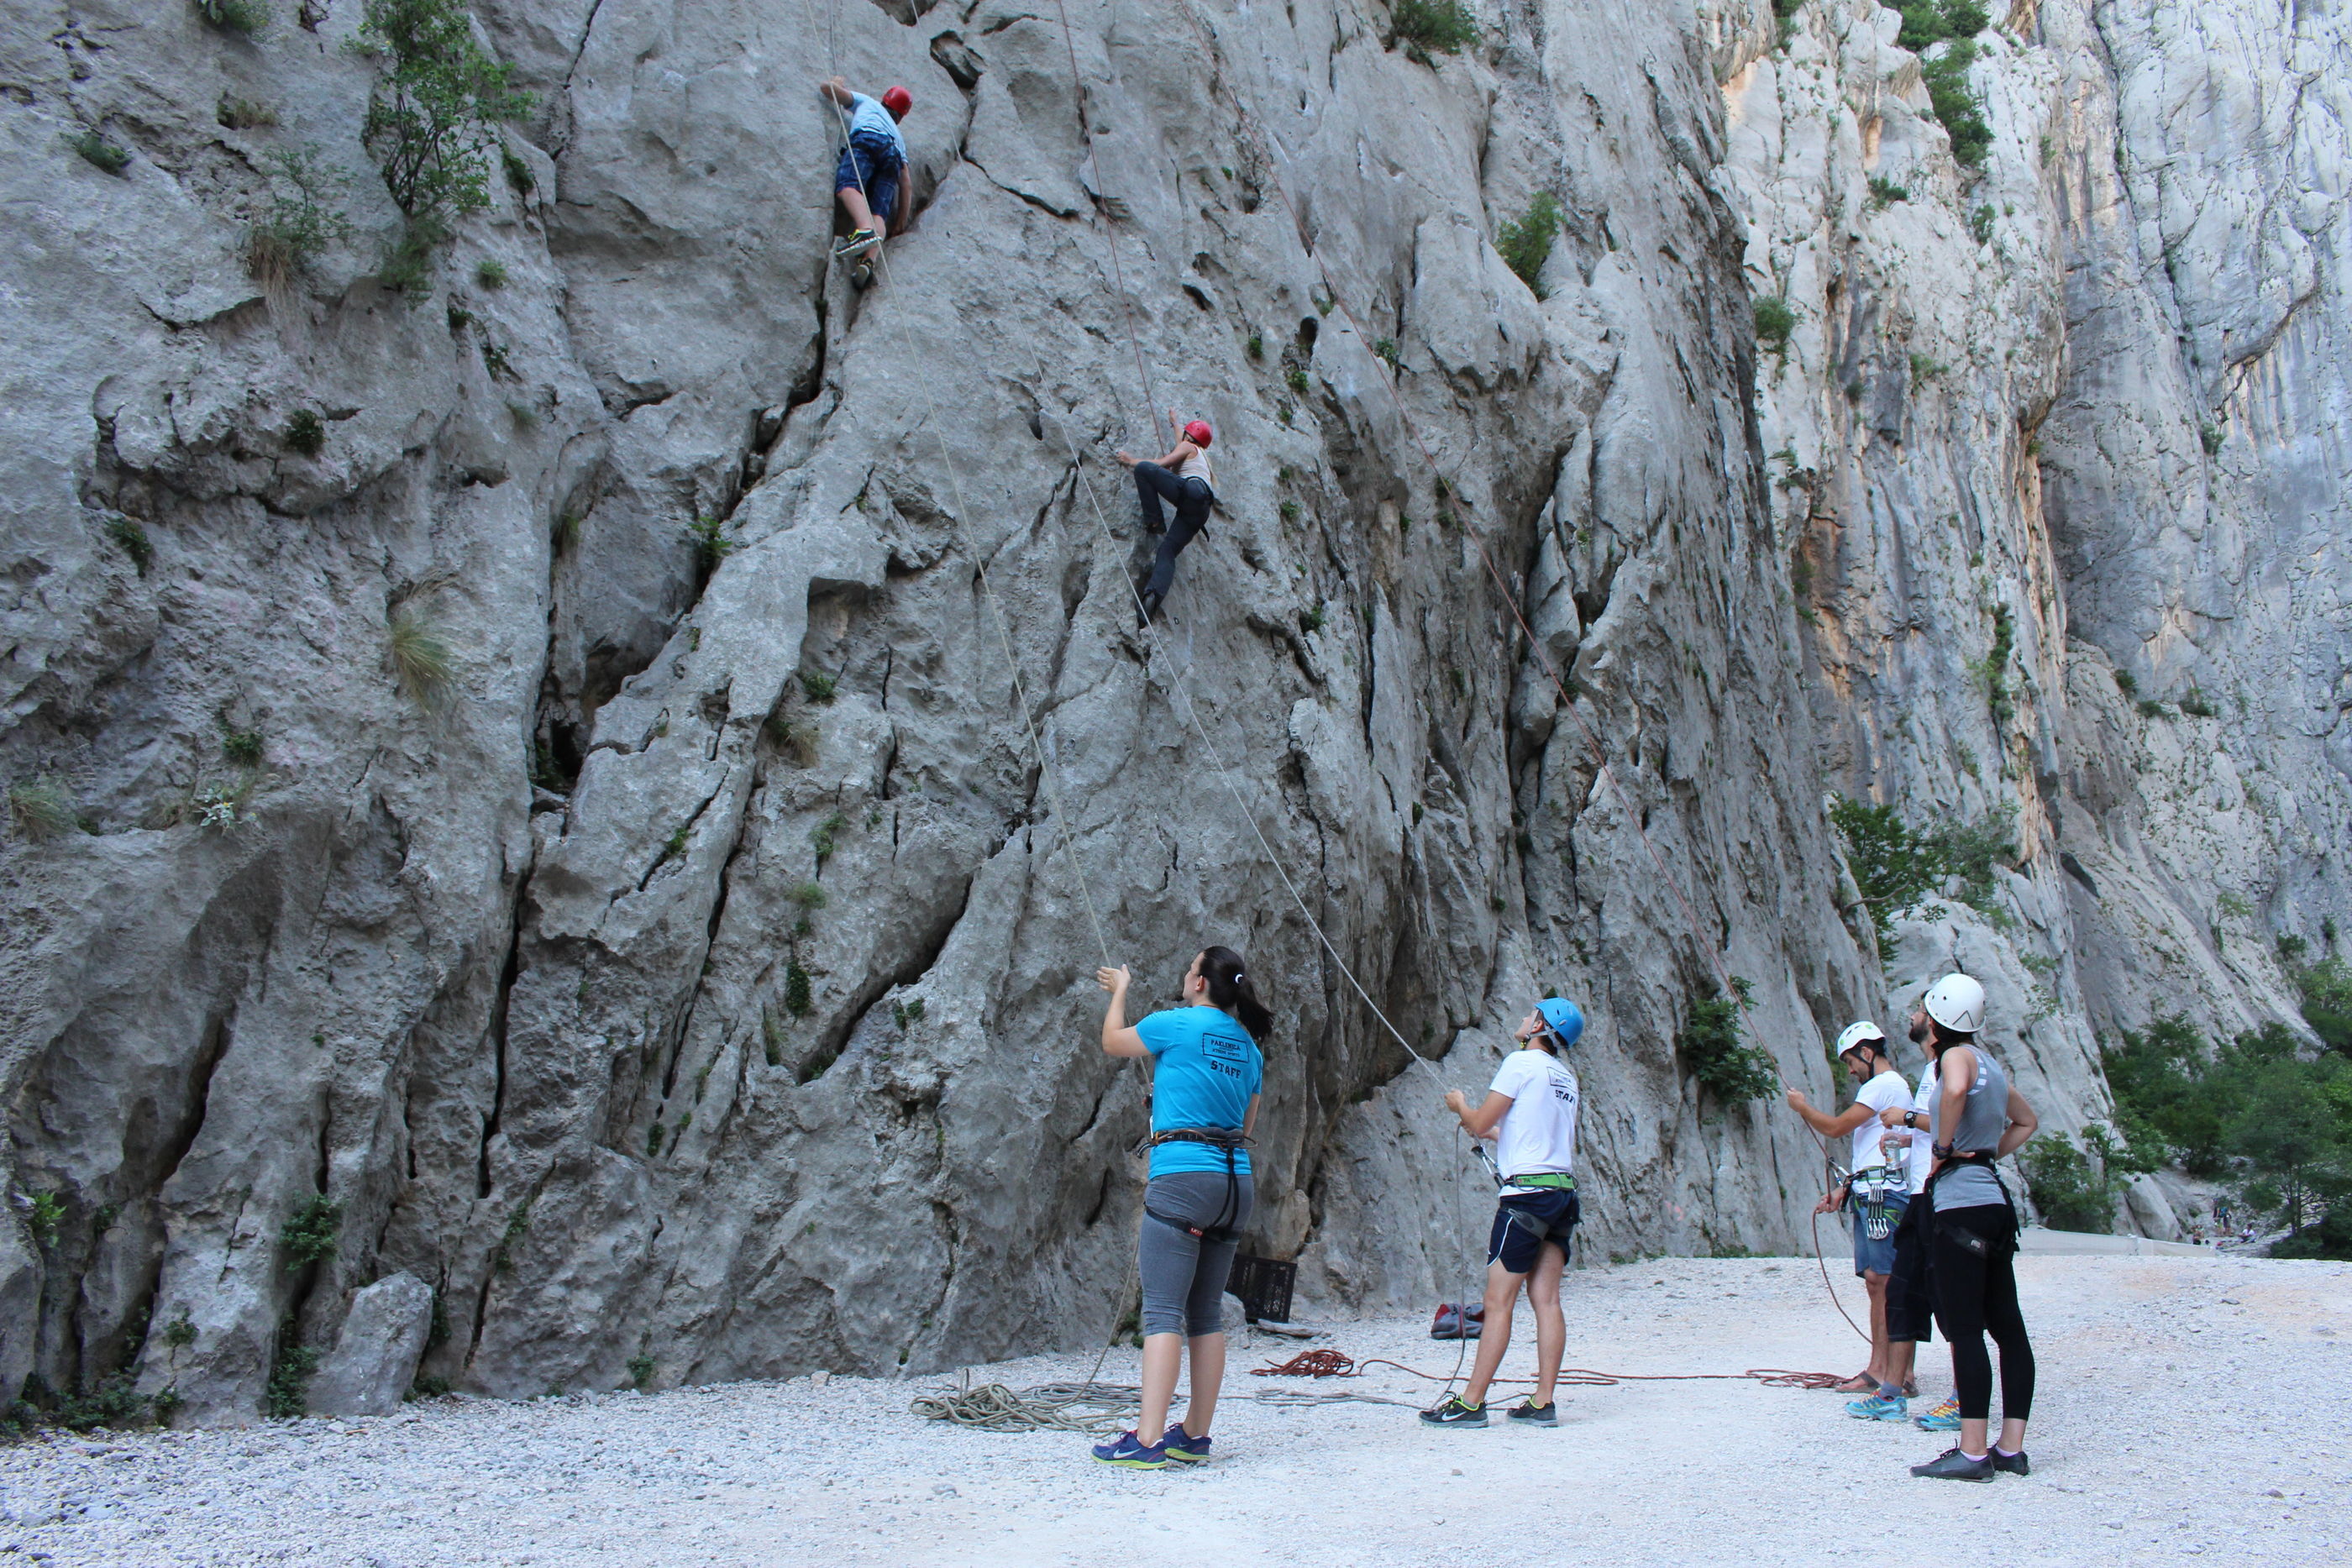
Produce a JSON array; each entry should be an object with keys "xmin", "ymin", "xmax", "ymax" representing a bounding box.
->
[
  {"xmin": 246, "ymin": 146, "xmax": 354, "ymax": 284},
  {"xmin": 684, "ymin": 513, "xmax": 736, "ymax": 575},
  {"xmin": 1299, "ymin": 605, "xmax": 1326, "ymax": 634},
  {"xmin": 475, "ymin": 257, "xmax": 507, "ymax": 289},
  {"xmin": 1829, "ymin": 798, "xmax": 2019, "ymax": 947},
  {"xmin": 1964, "ymin": 604, "xmax": 2015, "ymax": 725},
  {"xmin": 26, "ymin": 1193, "xmax": 65, "ymax": 1248},
  {"xmin": 1676, "ymin": 977, "xmax": 1776, "ymax": 1102},
  {"xmin": 1496, "ymin": 192, "xmax": 1562, "ymax": 298},
  {"xmin": 1246, "ymin": 331, "xmax": 1263, "ymax": 360},
  {"xmin": 104, "ymin": 514, "xmax": 154, "ymax": 574},
  {"xmin": 2104, "ymin": 1015, "xmax": 2352, "ymax": 1252},
  {"xmin": 354, "ymin": 0, "xmax": 534, "ymax": 220},
  {"xmin": 1968, "ymin": 203, "xmax": 1995, "ymax": 244},
  {"xmin": 784, "ymin": 961, "xmax": 813, "ymax": 1018},
  {"xmin": 265, "ymin": 1341, "xmax": 320, "ymax": 1419},
  {"xmin": 811, "ymin": 811, "xmax": 846, "ymax": 862},
  {"xmin": 502, "ymin": 149, "xmax": 534, "ymax": 195},
  {"xmin": 1921, "ymin": 43, "xmax": 1991, "ymax": 170},
  {"xmin": 787, "ymin": 881, "xmax": 828, "ymax": 911},
  {"xmin": 2179, "ymin": 687, "xmax": 2217, "ymax": 718},
  {"xmin": 1388, "ymin": 0, "xmax": 1478, "ymax": 61},
  {"xmin": 6, "ymin": 1375, "xmax": 174, "ymax": 1438},
  {"xmin": 2293, "ymin": 957, "xmax": 2352, "ymax": 1057},
  {"xmin": 1866, "ymin": 175, "xmax": 1908, "ymax": 209},
  {"xmin": 1752, "ymin": 296, "xmax": 1796, "ymax": 354},
  {"xmin": 285, "ymin": 408, "xmax": 327, "ymax": 456},
  {"xmin": 8, "ymin": 781, "xmax": 78, "ymax": 844},
  {"xmin": 1285, "ymin": 365, "xmax": 1310, "ymax": 396},
  {"xmin": 1893, "ymin": 0, "xmax": 1986, "ymax": 50},
  {"xmin": 801, "ymin": 669, "xmax": 837, "ymax": 704},
  {"xmin": 627, "ymin": 1354, "xmax": 655, "ymax": 1390},
  {"xmin": 892, "ymin": 997, "xmax": 927, "ymax": 1030},
  {"xmin": 222, "ymin": 727, "xmax": 265, "ymax": 767},
  {"xmin": 492, "ymin": 1198, "xmax": 531, "ymax": 1273},
  {"xmin": 197, "ymin": 0, "xmax": 270, "ymax": 34},
  {"xmin": 2020, "ymin": 1134, "xmax": 2122, "ymax": 1232},
  {"xmin": 66, "ymin": 128, "xmax": 131, "ymax": 176},
  {"xmin": 281, "ymin": 1194, "xmax": 342, "ymax": 1271},
  {"xmin": 218, "ymin": 94, "xmax": 278, "ymax": 130}
]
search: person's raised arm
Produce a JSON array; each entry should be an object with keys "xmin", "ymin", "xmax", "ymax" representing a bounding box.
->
[
  {"xmin": 1443, "ymin": 1088, "xmax": 1514, "ymax": 1141},
  {"xmin": 1995, "ymin": 1086, "xmax": 2037, "ymax": 1157},
  {"xmin": 1098, "ymin": 965, "xmax": 1147, "ymax": 1057},
  {"xmin": 820, "ymin": 76, "xmax": 854, "ymax": 108},
  {"xmin": 1783, "ymin": 1086, "xmax": 1877, "ymax": 1139}
]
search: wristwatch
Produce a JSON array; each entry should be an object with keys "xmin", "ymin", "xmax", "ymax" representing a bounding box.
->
[{"xmin": 1902, "ymin": 1110, "xmax": 1919, "ymax": 1130}]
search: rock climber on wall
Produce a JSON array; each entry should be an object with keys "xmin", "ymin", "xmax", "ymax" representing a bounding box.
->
[
  {"xmin": 1115, "ymin": 411, "xmax": 1218, "ymax": 624},
  {"xmin": 818, "ymin": 76, "xmax": 911, "ymax": 288}
]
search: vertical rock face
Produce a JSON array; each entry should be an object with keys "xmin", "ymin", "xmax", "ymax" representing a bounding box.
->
[{"xmin": 0, "ymin": 0, "xmax": 2339, "ymax": 1422}]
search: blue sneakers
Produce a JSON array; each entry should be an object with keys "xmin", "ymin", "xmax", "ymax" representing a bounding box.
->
[
  {"xmin": 1845, "ymin": 1393, "xmax": 1909, "ymax": 1423},
  {"xmin": 1091, "ymin": 1429, "xmax": 1168, "ymax": 1468},
  {"xmin": 1914, "ymin": 1396, "xmax": 1961, "ymax": 1433},
  {"xmin": 1160, "ymin": 1423, "xmax": 1213, "ymax": 1462}
]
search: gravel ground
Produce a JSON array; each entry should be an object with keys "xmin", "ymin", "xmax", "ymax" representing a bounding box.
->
[{"xmin": 3, "ymin": 1253, "xmax": 2344, "ymax": 1566}]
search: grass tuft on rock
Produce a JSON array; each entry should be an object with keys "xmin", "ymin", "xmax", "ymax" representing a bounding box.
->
[
  {"xmin": 388, "ymin": 604, "xmax": 457, "ymax": 705},
  {"xmin": 66, "ymin": 128, "xmax": 131, "ymax": 176},
  {"xmin": 1752, "ymin": 296, "xmax": 1796, "ymax": 355},
  {"xmin": 8, "ymin": 781, "xmax": 78, "ymax": 843}
]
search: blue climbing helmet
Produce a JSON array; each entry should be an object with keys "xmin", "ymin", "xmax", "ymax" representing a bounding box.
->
[{"xmin": 1536, "ymin": 997, "xmax": 1584, "ymax": 1050}]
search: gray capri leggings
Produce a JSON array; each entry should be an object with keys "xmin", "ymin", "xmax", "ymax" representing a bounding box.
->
[{"xmin": 1137, "ymin": 1170, "xmax": 1256, "ymax": 1338}]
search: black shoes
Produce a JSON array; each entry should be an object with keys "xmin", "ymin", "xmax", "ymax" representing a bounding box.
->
[
  {"xmin": 1910, "ymin": 1447, "xmax": 1995, "ymax": 1481},
  {"xmin": 1418, "ymin": 1394, "xmax": 1487, "ymax": 1427},
  {"xmin": 1137, "ymin": 590, "xmax": 1163, "ymax": 626},
  {"xmin": 1506, "ymin": 1400, "xmax": 1557, "ymax": 1426},
  {"xmin": 1991, "ymin": 1448, "xmax": 2030, "ymax": 1476}
]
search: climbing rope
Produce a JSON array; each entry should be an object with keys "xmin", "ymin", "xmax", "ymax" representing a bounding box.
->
[
  {"xmin": 909, "ymin": 1380, "xmax": 1159, "ymax": 1434},
  {"xmin": 1251, "ymin": 1346, "xmax": 1851, "ymax": 1391}
]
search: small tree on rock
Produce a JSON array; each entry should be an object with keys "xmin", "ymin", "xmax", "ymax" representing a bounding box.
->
[{"xmin": 354, "ymin": 0, "xmax": 533, "ymax": 222}]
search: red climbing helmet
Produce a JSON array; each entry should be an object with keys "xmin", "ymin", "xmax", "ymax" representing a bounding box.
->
[
  {"xmin": 881, "ymin": 85, "xmax": 913, "ymax": 118},
  {"xmin": 1184, "ymin": 420, "xmax": 1213, "ymax": 448}
]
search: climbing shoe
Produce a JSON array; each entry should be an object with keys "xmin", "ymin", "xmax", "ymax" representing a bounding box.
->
[
  {"xmin": 1991, "ymin": 1448, "xmax": 2030, "ymax": 1476},
  {"xmin": 836, "ymin": 228, "xmax": 879, "ymax": 259},
  {"xmin": 1505, "ymin": 1400, "xmax": 1557, "ymax": 1426},
  {"xmin": 1160, "ymin": 1423, "xmax": 1212, "ymax": 1463},
  {"xmin": 849, "ymin": 260, "xmax": 875, "ymax": 291},
  {"xmin": 1913, "ymin": 1396, "xmax": 1961, "ymax": 1433},
  {"xmin": 1845, "ymin": 1394, "xmax": 1909, "ymax": 1423},
  {"xmin": 1091, "ymin": 1429, "xmax": 1168, "ymax": 1469},
  {"xmin": 1419, "ymin": 1395, "xmax": 1487, "ymax": 1428},
  {"xmin": 1909, "ymin": 1446, "xmax": 1994, "ymax": 1481},
  {"xmin": 1137, "ymin": 589, "xmax": 1163, "ymax": 626}
]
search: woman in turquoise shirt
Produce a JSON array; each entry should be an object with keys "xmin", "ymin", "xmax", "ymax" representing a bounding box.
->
[{"xmin": 1089, "ymin": 947, "xmax": 1270, "ymax": 1468}]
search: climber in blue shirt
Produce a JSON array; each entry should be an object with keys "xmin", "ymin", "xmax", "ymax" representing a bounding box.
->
[
  {"xmin": 1088, "ymin": 947, "xmax": 1271, "ymax": 1468},
  {"xmin": 819, "ymin": 76, "xmax": 912, "ymax": 281}
]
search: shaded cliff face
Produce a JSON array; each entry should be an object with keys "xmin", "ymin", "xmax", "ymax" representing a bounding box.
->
[{"xmin": 0, "ymin": 0, "xmax": 2339, "ymax": 1422}]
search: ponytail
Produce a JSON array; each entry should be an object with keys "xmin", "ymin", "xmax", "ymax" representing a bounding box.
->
[{"xmin": 1200, "ymin": 945, "xmax": 1273, "ymax": 1041}]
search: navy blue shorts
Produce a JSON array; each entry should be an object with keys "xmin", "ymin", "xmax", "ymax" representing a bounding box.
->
[
  {"xmin": 1488, "ymin": 1189, "xmax": 1578, "ymax": 1274},
  {"xmin": 834, "ymin": 134, "xmax": 900, "ymax": 226}
]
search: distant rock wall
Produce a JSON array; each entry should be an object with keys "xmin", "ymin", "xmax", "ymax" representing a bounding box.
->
[{"xmin": 2, "ymin": 0, "xmax": 2341, "ymax": 1422}]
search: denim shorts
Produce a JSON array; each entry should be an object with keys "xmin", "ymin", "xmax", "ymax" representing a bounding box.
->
[
  {"xmin": 1852, "ymin": 1193, "xmax": 1908, "ymax": 1277},
  {"xmin": 833, "ymin": 134, "xmax": 900, "ymax": 224}
]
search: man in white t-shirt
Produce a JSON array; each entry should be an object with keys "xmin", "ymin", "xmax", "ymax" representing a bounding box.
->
[
  {"xmin": 1422, "ymin": 997, "xmax": 1584, "ymax": 1430},
  {"xmin": 1784, "ymin": 1020, "xmax": 1917, "ymax": 1419}
]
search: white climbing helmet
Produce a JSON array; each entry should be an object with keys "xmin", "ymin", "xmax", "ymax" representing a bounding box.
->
[
  {"xmin": 1922, "ymin": 972, "xmax": 1987, "ymax": 1034},
  {"xmin": 1835, "ymin": 1020, "xmax": 1887, "ymax": 1059}
]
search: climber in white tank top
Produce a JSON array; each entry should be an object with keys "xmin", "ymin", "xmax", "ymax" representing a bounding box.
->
[{"xmin": 1116, "ymin": 410, "xmax": 1221, "ymax": 625}]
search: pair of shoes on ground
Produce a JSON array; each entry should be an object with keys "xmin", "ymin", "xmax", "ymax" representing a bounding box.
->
[
  {"xmin": 1417, "ymin": 1395, "xmax": 1557, "ymax": 1428},
  {"xmin": 1911, "ymin": 1445, "xmax": 2030, "ymax": 1481},
  {"xmin": 1090, "ymin": 1423, "xmax": 1212, "ymax": 1469}
]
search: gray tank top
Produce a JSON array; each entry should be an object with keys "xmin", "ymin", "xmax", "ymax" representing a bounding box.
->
[{"xmin": 1930, "ymin": 1046, "xmax": 2010, "ymax": 1211}]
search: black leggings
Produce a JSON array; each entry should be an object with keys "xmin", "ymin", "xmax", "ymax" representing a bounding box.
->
[
  {"xmin": 1134, "ymin": 463, "xmax": 1212, "ymax": 599},
  {"xmin": 1929, "ymin": 1202, "xmax": 2034, "ymax": 1423}
]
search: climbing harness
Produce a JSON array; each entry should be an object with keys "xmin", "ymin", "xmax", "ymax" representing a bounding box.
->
[{"xmin": 1142, "ymin": 1127, "xmax": 1249, "ymax": 1244}]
